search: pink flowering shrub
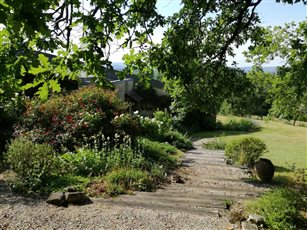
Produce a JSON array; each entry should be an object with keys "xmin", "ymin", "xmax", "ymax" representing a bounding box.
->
[{"xmin": 14, "ymin": 86, "xmax": 128, "ymax": 152}]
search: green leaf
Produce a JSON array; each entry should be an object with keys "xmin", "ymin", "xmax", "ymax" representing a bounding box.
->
[
  {"xmin": 49, "ymin": 79, "xmax": 61, "ymax": 93},
  {"xmin": 38, "ymin": 54, "xmax": 49, "ymax": 68},
  {"xmin": 36, "ymin": 82, "xmax": 49, "ymax": 100},
  {"xmin": 72, "ymin": 44, "xmax": 79, "ymax": 53},
  {"xmin": 28, "ymin": 66, "xmax": 46, "ymax": 75},
  {"xmin": 20, "ymin": 66, "xmax": 26, "ymax": 76},
  {"xmin": 21, "ymin": 80, "xmax": 43, "ymax": 90}
]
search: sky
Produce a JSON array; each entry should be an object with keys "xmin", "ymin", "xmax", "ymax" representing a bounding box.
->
[{"xmin": 109, "ymin": 0, "xmax": 306, "ymax": 67}]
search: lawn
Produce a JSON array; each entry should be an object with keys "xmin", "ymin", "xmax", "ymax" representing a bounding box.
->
[{"xmin": 193, "ymin": 116, "xmax": 307, "ymax": 169}]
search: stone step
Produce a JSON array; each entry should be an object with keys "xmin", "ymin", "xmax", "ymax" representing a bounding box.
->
[
  {"xmin": 118, "ymin": 193, "xmax": 226, "ymax": 209},
  {"xmin": 185, "ymin": 152, "xmax": 225, "ymax": 158},
  {"xmin": 164, "ymin": 184, "xmax": 261, "ymax": 196},
  {"xmin": 96, "ymin": 198, "xmax": 220, "ymax": 216},
  {"xmin": 124, "ymin": 191, "xmax": 251, "ymax": 204}
]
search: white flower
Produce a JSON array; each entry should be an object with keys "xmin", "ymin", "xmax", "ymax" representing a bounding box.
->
[
  {"xmin": 134, "ymin": 110, "xmax": 139, "ymax": 115},
  {"xmin": 114, "ymin": 116, "xmax": 119, "ymax": 119},
  {"xmin": 120, "ymin": 114, "xmax": 124, "ymax": 118},
  {"xmin": 14, "ymin": 93, "xmax": 19, "ymax": 97}
]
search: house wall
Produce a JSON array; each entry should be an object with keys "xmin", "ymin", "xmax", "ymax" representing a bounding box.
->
[{"xmin": 112, "ymin": 78, "xmax": 134, "ymax": 101}]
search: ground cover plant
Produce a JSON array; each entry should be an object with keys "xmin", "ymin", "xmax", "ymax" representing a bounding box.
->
[
  {"xmin": 203, "ymin": 134, "xmax": 226, "ymax": 150},
  {"xmin": 4, "ymin": 130, "xmax": 183, "ymax": 195},
  {"xmin": 245, "ymin": 188, "xmax": 306, "ymax": 230}
]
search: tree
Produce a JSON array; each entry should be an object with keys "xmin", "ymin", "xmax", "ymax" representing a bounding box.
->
[
  {"xmin": 0, "ymin": 0, "xmax": 305, "ymax": 126},
  {"xmin": 123, "ymin": 0, "xmax": 267, "ymax": 130},
  {"xmin": 224, "ymin": 68, "xmax": 274, "ymax": 118},
  {"xmin": 0, "ymin": 0, "xmax": 164, "ymax": 102},
  {"xmin": 246, "ymin": 21, "xmax": 307, "ymax": 125}
]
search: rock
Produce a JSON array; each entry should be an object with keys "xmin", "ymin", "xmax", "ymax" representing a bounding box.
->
[
  {"xmin": 66, "ymin": 186, "xmax": 77, "ymax": 192},
  {"xmin": 228, "ymin": 204, "xmax": 244, "ymax": 224},
  {"xmin": 227, "ymin": 223, "xmax": 239, "ymax": 230},
  {"xmin": 254, "ymin": 158, "xmax": 275, "ymax": 182},
  {"xmin": 173, "ymin": 174, "xmax": 185, "ymax": 184},
  {"xmin": 241, "ymin": 221, "xmax": 258, "ymax": 230},
  {"xmin": 46, "ymin": 192, "xmax": 67, "ymax": 207},
  {"xmin": 248, "ymin": 214, "xmax": 265, "ymax": 225},
  {"xmin": 65, "ymin": 191, "xmax": 86, "ymax": 204}
]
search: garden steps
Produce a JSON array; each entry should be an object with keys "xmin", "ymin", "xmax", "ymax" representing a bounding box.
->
[{"xmin": 95, "ymin": 139, "xmax": 268, "ymax": 217}]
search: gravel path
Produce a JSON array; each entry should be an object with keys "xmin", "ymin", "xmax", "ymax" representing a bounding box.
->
[{"xmin": 0, "ymin": 138, "xmax": 272, "ymax": 230}]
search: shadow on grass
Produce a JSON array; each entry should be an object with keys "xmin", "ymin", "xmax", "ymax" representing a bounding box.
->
[
  {"xmin": 241, "ymin": 169, "xmax": 293, "ymax": 189},
  {"xmin": 191, "ymin": 127, "xmax": 262, "ymax": 142},
  {"xmin": 275, "ymin": 165, "xmax": 292, "ymax": 173}
]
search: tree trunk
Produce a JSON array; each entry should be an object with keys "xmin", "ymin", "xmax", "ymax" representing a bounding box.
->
[{"xmin": 292, "ymin": 115, "xmax": 298, "ymax": 126}]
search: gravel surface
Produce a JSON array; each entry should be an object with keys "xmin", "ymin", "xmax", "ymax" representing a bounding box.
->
[{"xmin": 0, "ymin": 138, "xmax": 272, "ymax": 230}]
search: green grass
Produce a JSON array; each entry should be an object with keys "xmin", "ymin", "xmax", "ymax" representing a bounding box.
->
[{"xmin": 193, "ymin": 117, "xmax": 306, "ymax": 169}]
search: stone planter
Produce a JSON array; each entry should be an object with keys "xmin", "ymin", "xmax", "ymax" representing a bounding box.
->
[{"xmin": 254, "ymin": 158, "xmax": 275, "ymax": 182}]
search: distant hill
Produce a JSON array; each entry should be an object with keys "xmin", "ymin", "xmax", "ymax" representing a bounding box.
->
[
  {"xmin": 240, "ymin": 66, "xmax": 277, "ymax": 73},
  {"xmin": 112, "ymin": 62, "xmax": 125, "ymax": 71},
  {"xmin": 112, "ymin": 62, "xmax": 277, "ymax": 73}
]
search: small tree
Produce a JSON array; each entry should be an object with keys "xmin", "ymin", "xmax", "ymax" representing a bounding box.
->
[{"xmin": 246, "ymin": 21, "xmax": 307, "ymax": 125}]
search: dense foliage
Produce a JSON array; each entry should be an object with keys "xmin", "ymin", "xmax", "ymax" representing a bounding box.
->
[
  {"xmin": 1, "ymin": 0, "xmax": 304, "ymax": 130},
  {"xmin": 3, "ymin": 85, "xmax": 190, "ymax": 194},
  {"xmin": 221, "ymin": 69, "xmax": 274, "ymax": 118},
  {"xmin": 245, "ymin": 21, "xmax": 307, "ymax": 124}
]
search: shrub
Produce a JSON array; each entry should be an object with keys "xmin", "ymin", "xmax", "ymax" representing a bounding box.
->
[
  {"xmin": 138, "ymin": 115, "xmax": 162, "ymax": 140},
  {"xmin": 15, "ymin": 86, "xmax": 127, "ymax": 152},
  {"xmin": 104, "ymin": 168, "xmax": 153, "ymax": 195},
  {"xmin": 133, "ymin": 112, "xmax": 192, "ymax": 150},
  {"xmin": 138, "ymin": 138, "xmax": 179, "ymax": 169},
  {"xmin": 225, "ymin": 137, "xmax": 266, "ymax": 166},
  {"xmin": 4, "ymin": 137, "xmax": 58, "ymax": 192},
  {"xmin": 153, "ymin": 110, "xmax": 173, "ymax": 133},
  {"xmin": 245, "ymin": 188, "xmax": 306, "ymax": 230},
  {"xmin": 104, "ymin": 144, "xmax": 147, "ymax": 172},
  {"xmin": 203, "ymin": 134, "xmax": 226, "ymax": 150},
  {"xmin": 60, "ymin": 138, "xmax": 148, "ymax": 177},
  {"xmin": 60, "ymin": 148, "xmax": 105, "ymax": 177},
  {"xmin": 221, "ymin": 117, "xmax": 255, "ymax": 131},
  {"xmin": 164, "ymin": 130, "xmax": 193, "ymax": 150},
  {"xmin": 112, "ymin": 113, "xmax": 141, "ymax": 138}
]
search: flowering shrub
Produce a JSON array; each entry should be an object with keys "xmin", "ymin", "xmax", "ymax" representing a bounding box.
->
[
  {"xmin": 59, "ymin": 133, "xmax": 147, "ymax": 176},
  {"xmin": 14, "ymin": 86, "xmax": 128, "ymax": 152},
  {"xmin": 112, "ymin": 113, "xmax": 141, "ymax": 138},
  {"xmin": 138, "ymin": 115, "xmax": 163, "ymax": 140},
  {"xmin": 111, "ymin": 110, "xmax": 193, "ymax": 150}
]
